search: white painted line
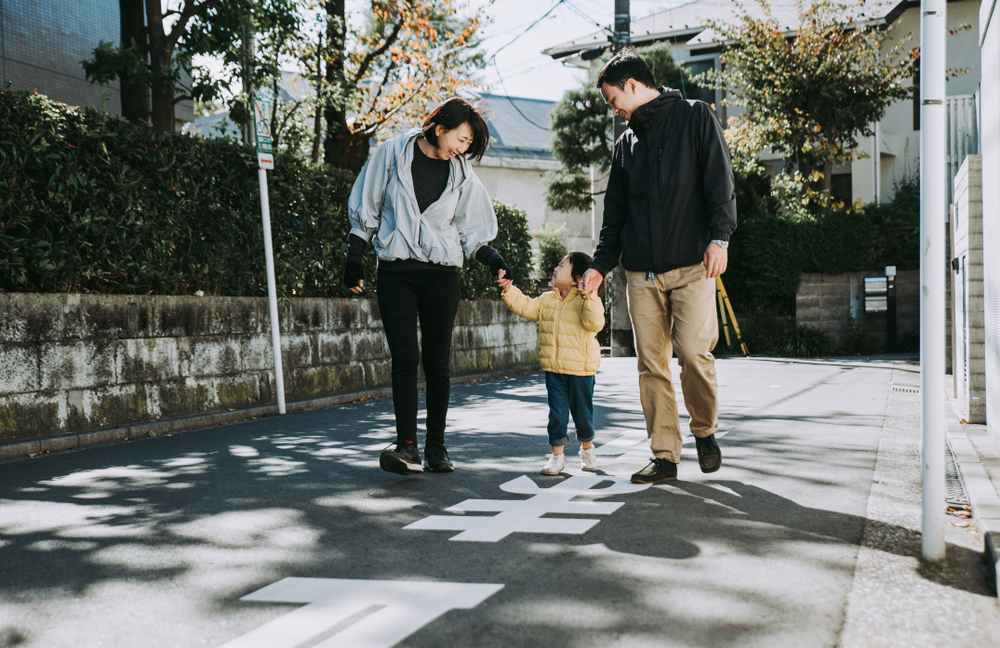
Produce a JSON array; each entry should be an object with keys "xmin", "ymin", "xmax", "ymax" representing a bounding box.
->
[
  {"xmin": 405, "ymin": 474, "xmax": 650, "ymax": 542},
  {"xmin": 220, "ymin": 577, "xmax": 503, "ymax": 648}
]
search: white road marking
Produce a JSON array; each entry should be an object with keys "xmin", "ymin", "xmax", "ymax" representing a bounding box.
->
[
  {"xmin": 219, "ymin": 577, "xmax": 503, "ymax": 648},
  {"xmin": 405, "ymin": 474, "xmax": 650, "ymax": 542}
]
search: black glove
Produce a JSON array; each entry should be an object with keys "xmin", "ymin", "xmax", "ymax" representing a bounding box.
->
[
  {"xmin": 475, "ymin": 245, "xmax": 512, "ymax": 283},
  {"xmin": 342, "ymin": 261, "xmax": 364, "ymax": 289},
  {"xmin": 343, "ymin": 233, "xmax": 368, "ymax": 289}
]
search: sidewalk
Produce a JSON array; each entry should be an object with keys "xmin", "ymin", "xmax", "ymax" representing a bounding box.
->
[{"xmin": 946, "ymin": 387, "xmax": 1000, "ymax": 604}]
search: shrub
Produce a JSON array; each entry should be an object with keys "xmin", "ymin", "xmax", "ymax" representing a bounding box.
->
[
  {"xmin": 0, "ymin": 87, "xmax": 531, "ymax": 300},
  {"xmin": 724, "ymin": 180, "xmax": 919, "ymax": 317},
  {"xmin": 778, "ymin": 324, "xmax": 834, "ymax": 357},
  {"xmin": 534, "ymin": 223, "xmax": 569, "ymax": 281}
]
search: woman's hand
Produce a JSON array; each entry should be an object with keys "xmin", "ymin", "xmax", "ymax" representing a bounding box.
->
[{"xmin": 343, "ymin": 261, "xmax": 365, "ymax": 294}]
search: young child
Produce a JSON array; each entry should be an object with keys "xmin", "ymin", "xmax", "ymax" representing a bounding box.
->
[{"xmin": 498, "ymin": 252, "xmax": 606, "ymax": 475}]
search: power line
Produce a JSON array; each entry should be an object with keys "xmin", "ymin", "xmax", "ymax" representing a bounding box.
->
[
  {"xmin": 491, "ymin": 59, "xmax": 553, "ymax": 131},
  {"xmin": 486, "ymin": 0, "xmax": 568, "ymax": 65}
]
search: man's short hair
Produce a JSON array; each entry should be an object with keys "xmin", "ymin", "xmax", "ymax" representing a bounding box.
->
[{"xmin": 595, "ymin": 49, "xmax": 657, "ymax": 91}]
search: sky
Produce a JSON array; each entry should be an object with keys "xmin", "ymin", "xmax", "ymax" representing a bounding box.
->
[
  {"xmin": 470, "ymin": 0, "xmax": 684, "ymax": 101},
  {"xmin": 182, "ymin": 0, "xmax": 688, "ymax": 106}
]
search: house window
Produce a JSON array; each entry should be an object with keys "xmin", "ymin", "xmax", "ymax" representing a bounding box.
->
[
  {"xmin": 684, "ymin": 59, "xmax": 717, "ymax": 105},
  {"xmin": 832, "ymin": 173, "xmax": 853, "ymax": 203}
]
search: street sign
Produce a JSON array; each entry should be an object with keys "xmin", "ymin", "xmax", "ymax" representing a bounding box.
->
[{"xmin": 252, "ymin": 98, "xmax": 274, "ymax": 170}]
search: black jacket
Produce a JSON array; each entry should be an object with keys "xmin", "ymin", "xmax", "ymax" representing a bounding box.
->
[{"xmin": 590, "ymin": 87, "xmax": 737, "ymax": 276}]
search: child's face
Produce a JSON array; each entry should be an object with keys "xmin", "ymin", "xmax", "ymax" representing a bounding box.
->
[{"xmin": 551, "ymin": 255, "xmax": 577, "ymax": 290}]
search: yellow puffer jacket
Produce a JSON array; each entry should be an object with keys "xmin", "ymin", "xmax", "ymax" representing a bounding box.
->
[{"xmin": 502, "ymin": 285, "xmax": 605, "ymax": 376}]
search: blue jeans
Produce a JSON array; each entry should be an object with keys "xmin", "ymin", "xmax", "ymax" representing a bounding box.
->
[{"xmin": 545, "ymin": 372, "xmax": 596, "ymax": 447}]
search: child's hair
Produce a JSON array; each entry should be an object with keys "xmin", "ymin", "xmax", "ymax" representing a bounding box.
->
[{"xmin": 567, "ymin": 251, "xmax": 605, "ymax": 299}]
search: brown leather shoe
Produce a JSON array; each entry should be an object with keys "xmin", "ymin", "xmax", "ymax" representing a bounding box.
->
[{"xmin": 695, "ymin": 434, "xmax": 722, "ymax": 473}]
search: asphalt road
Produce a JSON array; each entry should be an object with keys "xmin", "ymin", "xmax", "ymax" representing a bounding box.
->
[{"xmin": 0, "ymin": 357, "xmax": 996, "ymax": 648}]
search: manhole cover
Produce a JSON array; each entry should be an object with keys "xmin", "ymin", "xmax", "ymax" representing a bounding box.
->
[{"xmin": 891, "ymin": 384, "xmax": 920, "ymax": 394}]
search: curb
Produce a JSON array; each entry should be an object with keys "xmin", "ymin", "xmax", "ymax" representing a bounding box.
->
[
  {"xmin": 0, "ymin": 364, "xmax": 541, "ymax": 464},
  {"xmin": 945, "ymin": 396, "xmax": 1000, "ymax": 603}
]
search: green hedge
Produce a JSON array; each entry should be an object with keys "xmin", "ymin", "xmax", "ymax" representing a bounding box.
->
[
  {"xmin": 724, "ymin": 182, "xmax": 919, "ymax": 315},
  {"xmin": 0, "ymin": 87, "xmax": 529, "ymax": 299}
]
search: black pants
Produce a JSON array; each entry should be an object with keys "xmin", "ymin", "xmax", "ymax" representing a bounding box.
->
[{"xmin": 377, "ymin": 268, "xmax": 461, "ymax": 447}]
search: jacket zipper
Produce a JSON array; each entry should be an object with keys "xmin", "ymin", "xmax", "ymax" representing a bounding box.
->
[{"xmin": 552, "ymin": 296, "xmax": 561, "ymax": 362}]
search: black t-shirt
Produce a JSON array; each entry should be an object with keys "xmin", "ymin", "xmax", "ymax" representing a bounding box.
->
[{"xmin": 411, "ymin": 138, "xmax": 451, "ymax": 213}]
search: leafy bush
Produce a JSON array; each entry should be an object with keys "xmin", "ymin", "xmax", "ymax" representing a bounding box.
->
[
  {"xmin": 724, "ymin": 177, "xmax": 919, "ymax": 317},
  {"xmin": 534, "ymin": 223, "xmax": 569, "ymax": 281},
  {"xmin": 0, "ymin": 87, "xmax": 531, "ymax": 300},
  {"xmin": 778, "ymin": 324, "xmax": 834, "ymax": 357},
  {"xmin": 459, "ymin": 200, "xmax": 533, "ymax": 300}
]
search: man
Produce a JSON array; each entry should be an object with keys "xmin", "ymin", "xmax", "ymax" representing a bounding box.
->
[{"xmin": 578, "ymin": 49, "xmax": 737, "ymax": 484}]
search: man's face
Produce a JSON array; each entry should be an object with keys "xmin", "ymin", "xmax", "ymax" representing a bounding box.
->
[{"xmin": 600, "ymin": 79, "xmax": 644, "ymax": 121}]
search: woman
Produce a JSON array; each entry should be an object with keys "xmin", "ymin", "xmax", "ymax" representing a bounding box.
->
[{"xmin": 342, "ymin": 97, "xmax": 512, "ymax": 476}]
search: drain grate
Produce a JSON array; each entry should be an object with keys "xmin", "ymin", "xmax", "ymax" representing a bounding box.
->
[
  {"xmin": 945, "ymin": 443, "xmax": 970, "ymax": 508},
  {"xmin": 891, "ymin": 384, "xmax": 920, "ymax": 394}
]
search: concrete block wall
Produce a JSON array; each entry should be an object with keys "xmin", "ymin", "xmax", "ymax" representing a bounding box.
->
[
  {"xmin": 0, "ymin": 294, "xmax": 539, "ymax": 447},
  {"xmin": 795, "ymin": 270, "xmax": 920, "ymax": 348},
  {"xmin": 952, "ymin": 155, "xmax": 987, "ymax": 423}
]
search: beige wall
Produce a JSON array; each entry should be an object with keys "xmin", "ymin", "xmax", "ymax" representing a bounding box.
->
[
  {"xmin": 474, "ymin": 157, "xmax": 597, "ymax": 258},
  {"xmin": 852, "ymin": 1, "xmax": 982, "ymax": 204}
]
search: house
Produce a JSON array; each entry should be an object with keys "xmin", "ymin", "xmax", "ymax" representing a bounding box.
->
[
  {"xmin": 471, "ymin": 92, "xmax": 594, "ymax": 253},
  {"xmin": 542, "ymin": 0, "xmax": 982, "ymax": 206},
  {"xmin": 0, "ymin": 0, "xmax": 193, "ymax": 130}
]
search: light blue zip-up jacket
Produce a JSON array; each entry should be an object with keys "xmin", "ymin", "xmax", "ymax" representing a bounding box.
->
[{"xmin": 348, "ymin": 128, "xmax": 497, "ymax": 267}]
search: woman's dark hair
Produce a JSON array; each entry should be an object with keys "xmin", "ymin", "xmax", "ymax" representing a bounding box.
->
[
  {"xmin": 568, "ymin": 251, "xmax": 604, "ymax": 299},
  {"xmin": 422, "ymin": 97, "xmax": 491, "ymax": 163},
  {"xmin": 595, "ymin": 48, "xmax": 657, "ymax": 91}
]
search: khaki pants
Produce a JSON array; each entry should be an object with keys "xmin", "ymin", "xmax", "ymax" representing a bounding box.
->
[{"xmin": 626, "ymin": 264, "xmax": 719, "ymax": 463}]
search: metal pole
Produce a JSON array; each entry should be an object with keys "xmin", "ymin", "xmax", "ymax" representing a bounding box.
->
[
  {"xmin": 919, "ymin": 0, "xmax": 946, "ymax": 561},
  {"xmin": 258, "ymin": 167, "xmax": 286, "ymax": 414},
  {"xmin": 874, "ymin": 121, "xmax": 881, "ymax": 202}
]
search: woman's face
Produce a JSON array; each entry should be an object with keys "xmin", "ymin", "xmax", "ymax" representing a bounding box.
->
[{"xmin": 433, "ymin": 122, "xmax": 474, "ymax": 159}]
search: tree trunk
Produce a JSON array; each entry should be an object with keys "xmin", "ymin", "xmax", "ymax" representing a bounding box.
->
[
  {"xmin": 322, "ymin": 0, "xmax": 369, "ymax": 172},
  {"xmin": 119, "ymin": 0, "xmax": 149, "ymax": 125},
  {"xmin": 144, "ymin": 0, "xmax": 175, "ymax": 132}
]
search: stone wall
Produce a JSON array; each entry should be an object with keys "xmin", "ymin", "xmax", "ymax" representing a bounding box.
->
[
  {"xmin": 0, "ymin": 294, "xmax": 538, "ymax": 449},
  {"xmin": 795, "ymin": 270, "xmax": 920, "ymax": 348}
]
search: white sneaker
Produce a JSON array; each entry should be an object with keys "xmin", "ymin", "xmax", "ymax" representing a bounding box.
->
[
  {"xmin": 541, "ymin": 453, "xmax": 565, "ymax": 475},
  {"xmin": 580, "ymin": 447, "xmax": 599, "ymax": 472}
]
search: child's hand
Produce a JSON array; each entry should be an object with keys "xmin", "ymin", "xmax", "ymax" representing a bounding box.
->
[{"xmin": 496, "ymin": 269, "xmax": 513, "ymax": 294}]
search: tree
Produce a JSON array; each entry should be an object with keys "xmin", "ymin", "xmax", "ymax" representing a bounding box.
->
[
  {"xmin": 545, "ymin": 42, "xmax": 697, "ymax": 213},
  {"xmin": 699, "ymin": 0, "xmax": 926, "ymax": 215},
  {"xmin": 183, "ymin": 0, "xmax": 306, "ymax": 150},
  {"xmin": 83, "ymin": 0, "xmax": 225, "ymax": 131},
  {"xmin": 306, "ymin": 0, "xmax": 487, "ymax": 172}
]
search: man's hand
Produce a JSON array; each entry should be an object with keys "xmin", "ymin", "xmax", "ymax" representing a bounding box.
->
[
  {"xmin": 578, "ymin": 268, "xmax": 604, "ymax": 297},
  {"xmin": 703, "ymin": 243, "xmax": 728, "ymax": 279}
]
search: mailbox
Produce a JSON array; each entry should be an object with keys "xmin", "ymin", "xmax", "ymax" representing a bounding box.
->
[{"xmin": 864, "ymin": 277, "xmax": 887, "ymax": 313}]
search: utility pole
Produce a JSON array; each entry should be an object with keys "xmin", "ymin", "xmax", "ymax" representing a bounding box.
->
[
  {"xmin": 606, "ymin": 0, "xmax": 634, "ymax": 357},
  {"xmin": 919, "ymin": 0, "xmax": 946, "ymax": 561}
]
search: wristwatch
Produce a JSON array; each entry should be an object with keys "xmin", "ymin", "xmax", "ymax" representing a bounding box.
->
[{"xmin": 709, "ymin": 239, "xmax": 729, "ymax": 249}]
